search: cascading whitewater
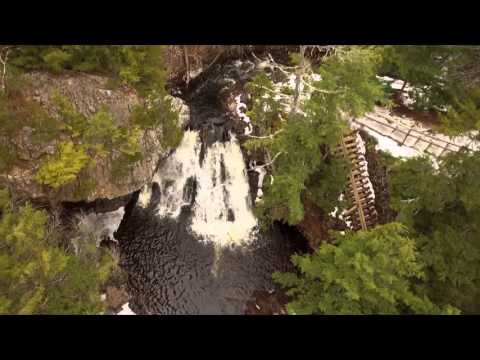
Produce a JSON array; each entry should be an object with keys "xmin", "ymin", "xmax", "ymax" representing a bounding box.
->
[{"xmin": 138, "ymin": 130, "xmax": 258, "ymax": 247}]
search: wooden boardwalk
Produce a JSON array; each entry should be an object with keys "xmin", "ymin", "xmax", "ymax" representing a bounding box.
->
[{"xmin": 351, "ymin": 107, "xmax": 479, "ymax": 158}]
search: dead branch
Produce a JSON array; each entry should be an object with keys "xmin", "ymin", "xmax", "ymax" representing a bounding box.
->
[
  {"xmin": 292, "ymin": 45, "xmax": 307, "ymax": 113},
  {"xmin": 248, "ymin": 152, "xmax": 283, "ymax": 171},
  {"xmin": 301, "ymin": 78, "xmax": 343, "ymax": 94},
  {"xmin": 183, "ymin": 46, "xmax": 190, "ymax": 85},
  {"xmin": 244, "ymin": 129, "xmax": 284, "ymax": 139}
]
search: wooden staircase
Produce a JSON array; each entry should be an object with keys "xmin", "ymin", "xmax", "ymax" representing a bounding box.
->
[{"xmin": 336, "ymin": 131, "xmax": 378, "ymax": 231}]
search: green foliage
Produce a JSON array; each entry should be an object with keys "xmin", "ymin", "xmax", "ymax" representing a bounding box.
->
[
  {"xmin": 378, "ymin": 45, "xmax": 480, "ymax": 110},
  {"xmin": 246, "ymin": 47, "xmax": 386, "ymax": 226},
  {"xmin": 441, "ymin": 88, "xmax": 480, "ymax": 136},
  {"xmin": 245, "ymin": 72, "xmax": 284, "ymax": 135},
  {"xmin": 317, "ymin": 46, "xmax": 387, "ymax": 118},
  {"xmin": 0, "ymin": 188, "xmax": 114, "ymax": 314},
  {"xmin": 35, "ymin": 142, "xmax": 91, "ymax": 189},
  {"xmin": 379, "ymin": 46, "xmax": 448, "ymax": 86},
  {"xmin": 10, "ymin": 45, "xmax": 169, "ymax": 93},
  {"xmin": 2, "ymin": 46, "xmax": 181, "ymax": 198},
  {"xmin": 274, "ymin": 223, "xmax": 457, "ymax": 314},
  {"xmin": 35, "ymin": 93, "xmax": 146, "ymax": 190},
  {"xmin": 132, "ymin": 91, "xmax": 182, "ymax": 149},
  {"xmin": 388, "ymin": 151, "xmax": 480, "ymax": 313},
  {"xmin": 304, "ymin": 156, "xmax": 349, "ymax": 212},
  {"xmin": 42, "ymin": 49, "xmax": 73, "ymax": 74}
]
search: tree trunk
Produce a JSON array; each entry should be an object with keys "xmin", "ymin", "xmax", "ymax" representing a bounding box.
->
[{"xmin": 0, "ymin": 47, "xmax": 11, "ymax": 94}]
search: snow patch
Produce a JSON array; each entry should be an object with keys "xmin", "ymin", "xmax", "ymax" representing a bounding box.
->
[
  {"xmin": 117, "ymin": 302, "xmax": 136, "ymax": 315},
  {"xmin": 234, "ymin": 95, "xmax": 253, "ymax": 135},
  {"xmin": 137, "ymin": 184, "xmax": 152, "ymax": 208},
  {"xmin": 249, "ymin": 160, "xmax": 267, "ymax": 203},
  {"xmin": 367, "ymin": 128, "xmax": 422, "ymax": 158},
  {"xmin": 376, "ymin": 76, "xmax": 417, "ymax": 108}
]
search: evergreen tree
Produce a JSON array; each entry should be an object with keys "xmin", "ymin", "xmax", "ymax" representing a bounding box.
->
[
  {"xmin": 0, "ymin": 188, "xmax": 115, "ymax": 314},
  {"xmin": 387, "ymin": 151, "xmax": 480, "ymax": 313},
  {"xmin": 9, "ymin": 45, "xmax": 171, "ymax": 93},
  {"xmin": 246, "ymin": 46, "xmax": 387, "ymax": 226},
  {"xmin": 274, "ymin": 223, "xmax": 458, "ymax": 315},
  {"xmin": 35, "ymin": 141, "xmax": 91, "ymax": 190},
  {"xmin": 378, "ymin": 45, "xmax": 480, "ymax": 111}
]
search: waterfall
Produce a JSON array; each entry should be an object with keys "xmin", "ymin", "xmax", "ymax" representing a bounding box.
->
[{"xmin": 138, "ymin": 130, "xmax": 258, "ymax": 247}]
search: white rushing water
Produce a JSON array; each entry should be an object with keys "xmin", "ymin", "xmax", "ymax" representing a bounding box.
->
[{"xmin": 139, "ymin": 130, "xmax": 258, "ymax": 247}]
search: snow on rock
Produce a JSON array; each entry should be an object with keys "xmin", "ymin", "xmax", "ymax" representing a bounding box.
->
[
  {"xmin": 376, "ymin": 76, "xmax": 417, "ymax": 108},
  {"xmin": 311, "ymin": 73, "xmax": 322, "ymax": 82},
  {"xmin": 249, "ymin": 160, "xmax": 267, "ymax": 203},
  {"xmin": 117, "ymin": 302, "xmax": 136, "ymax": 315},
  {"xmin": 332, "ymin": 195, "xmax": 353, "ymax": 229},
  {"xmin": 249, "ymin": 55, "xmax": 323, "ymax": 115},
  {"xmin": 234, "ymin": 95, "xmax": 253, "ymax": 135},
  {"xmin": 377, "ymin": 76, "xmax": 410, "ymax": 91},
  {"xmin": 338, "ymin": 210, "xmax": 353, "ymax": 230},
  {"xmin": 329, "ymin": 207, "xmax": 340, "ymax": 218}
]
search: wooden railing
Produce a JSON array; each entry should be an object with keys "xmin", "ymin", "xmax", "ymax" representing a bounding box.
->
[{"xmin": 352, "ymin": 109, "xmax": 478, "ymax": 157}]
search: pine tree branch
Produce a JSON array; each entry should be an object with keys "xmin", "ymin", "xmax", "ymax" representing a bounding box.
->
[
  {"xmin": 301, "ymin": 78, "xmax": 343, "ymax": 94},
  {"xmin": 244, "ymin": 129, "xmax": 284, "ymax": 139}
]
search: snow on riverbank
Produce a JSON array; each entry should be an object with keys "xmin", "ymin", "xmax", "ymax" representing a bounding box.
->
[
  {"xmin": 117, "ymin": 302, "xmax": 136, "ymax": 315},
  {"xmin": 234, "ymin": 95, "xmax": 253, "ymax": 135}
]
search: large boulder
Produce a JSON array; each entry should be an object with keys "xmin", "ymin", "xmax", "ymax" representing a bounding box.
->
[{"xmin": 3, "ymin": 71, "xmax": 188, "ymax": 203}]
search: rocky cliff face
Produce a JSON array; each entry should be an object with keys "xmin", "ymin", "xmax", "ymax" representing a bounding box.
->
[{"xmin": 4, "ymin": 71, "xmax": 188, "ymax": 203}]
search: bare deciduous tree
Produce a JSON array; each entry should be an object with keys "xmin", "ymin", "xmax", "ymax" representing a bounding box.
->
[
  {"xmin": 0, "ymin": 45, "xmax": 14, "ymax": 93},
  {"xmin": 0, "ymin": 46, "xmax": 13, "ymax": 94}
]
